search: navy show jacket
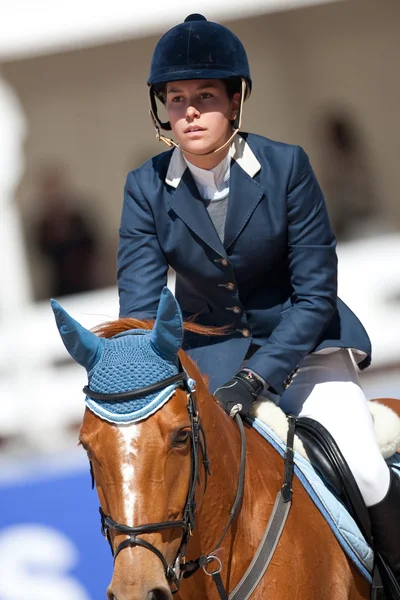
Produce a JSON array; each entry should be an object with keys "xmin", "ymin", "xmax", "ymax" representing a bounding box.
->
[{"xmin": 118, "ymin": 133, "xmax": 371, "ymax": 394}]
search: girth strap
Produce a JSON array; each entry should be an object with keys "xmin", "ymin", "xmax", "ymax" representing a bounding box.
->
[{"xmin": 228, "ymin": 416, "xmax": 296, "ymax": 600}]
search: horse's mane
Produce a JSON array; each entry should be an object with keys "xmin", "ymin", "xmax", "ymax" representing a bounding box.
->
[{"xmin": 93, "ymin": 317, "xmax": 228, "ymax": 339}]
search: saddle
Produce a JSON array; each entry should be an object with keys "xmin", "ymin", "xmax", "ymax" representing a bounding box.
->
[{"xmin": 295, "ymin": 417, "xmax": 399, "ymax": 600}]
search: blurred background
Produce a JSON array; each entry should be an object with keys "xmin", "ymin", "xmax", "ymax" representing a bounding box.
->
[{"xmin": 0, "ymin": 0, "xmax": 399, "ymax": 597}]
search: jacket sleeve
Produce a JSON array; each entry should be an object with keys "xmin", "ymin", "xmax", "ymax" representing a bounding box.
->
[
  {"xmin": 245, "ymin": 145, "xmax": 338, "ymax": 395},
  {"xmin": 117, "ymin": 170, "xmax": 169, "ymax": 318}
]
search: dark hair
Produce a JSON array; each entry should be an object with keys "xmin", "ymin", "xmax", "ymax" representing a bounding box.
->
[{"xmin": 153, "ymin": 77, "xmax": 242, "ymax": 105}]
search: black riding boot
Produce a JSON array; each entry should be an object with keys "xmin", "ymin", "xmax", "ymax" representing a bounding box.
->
[{"xmin": 368, "ymin": 470, "xmax": 400, "ymax": 599}]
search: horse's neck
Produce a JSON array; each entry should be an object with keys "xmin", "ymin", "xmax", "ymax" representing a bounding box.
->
[
  {"xmin": 179, "ymin": 355, "xmax": 280, "ymax": 584},
  {"xmin": 194, "ymin": 396, "xmax": 278, "ymax": 555},
  {"xmin": 179, "ymin": 395, "xmax": 280, "ymax": 598}
]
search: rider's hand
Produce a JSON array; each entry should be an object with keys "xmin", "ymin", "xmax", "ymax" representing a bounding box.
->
[{"xmin": 214, "ymin": 369, "xmax": 266, "ymax": 418}]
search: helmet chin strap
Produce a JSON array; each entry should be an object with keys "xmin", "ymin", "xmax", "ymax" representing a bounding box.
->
[{"xmin": 149, "ymin": 79, "xmax": 246, "ymax": 158}]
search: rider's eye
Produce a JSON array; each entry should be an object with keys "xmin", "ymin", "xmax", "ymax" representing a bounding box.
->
[{"xmin": 174, "ymin": 430, "xmax": 190, "ymax": 447}]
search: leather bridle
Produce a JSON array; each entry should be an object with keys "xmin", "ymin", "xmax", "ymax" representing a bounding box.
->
[{"xmin": 83, "ymin": 363, "xmax": 246, "ymax": 595}]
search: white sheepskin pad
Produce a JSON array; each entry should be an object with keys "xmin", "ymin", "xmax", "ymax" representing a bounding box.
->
[
  {"xmin": 252, "ymin": 400, "xmax": 400, "ymax": 461},
  {"xmin": 369, "ymin": 401, "xmax": 400, "ymax": 459}
]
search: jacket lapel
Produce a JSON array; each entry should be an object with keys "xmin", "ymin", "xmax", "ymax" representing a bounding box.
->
[
  {"xmin": 168, "ymin": 169, "xmax": 227, "ymax": 258},
  {"xmin": 223, "ymin": 158, "xmax": 264, "ymax": 250}
]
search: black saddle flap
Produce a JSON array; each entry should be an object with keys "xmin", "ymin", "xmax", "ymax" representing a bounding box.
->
[{"xmin": 294, "ymin": 416, "xmax": 372, "ymax": 546}]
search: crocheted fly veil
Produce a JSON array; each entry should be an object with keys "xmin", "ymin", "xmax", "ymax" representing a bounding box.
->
[{"xmin": 51, "ymin": 287, "xmax": 194, "ymax": 424}]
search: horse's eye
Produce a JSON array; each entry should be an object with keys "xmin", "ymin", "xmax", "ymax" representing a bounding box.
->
[
  {"xmin": 80, "ymin": 442, "xmax": 93, "ymax": 460},
  {"xmin": 174, "ymin": 430, "xmax": 191, "ymax": 447}
]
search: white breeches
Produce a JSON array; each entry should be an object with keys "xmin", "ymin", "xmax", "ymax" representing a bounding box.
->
[{"xmin": 278, "ymin": 349, "xmax": 391, "ymax": 506}]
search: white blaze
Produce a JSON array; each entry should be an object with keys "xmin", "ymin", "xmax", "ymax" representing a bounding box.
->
[{"xmin": 117, "ymin": 423, "xmax": 141, "ymax": 525}]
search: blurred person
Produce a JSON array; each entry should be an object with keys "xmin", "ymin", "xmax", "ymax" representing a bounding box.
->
[
  {"xmin": 0, "ymin": 77, "xmax": 32, "ymax": 316},
  {"xmin": 33, "ymin": 165, "xmax": 99, "ymax": 298},
  {"xmin": 317, "ymin": 110, "xmax": 389, "ymax": 240},
  {"xmin": 117, "ymin": 14, "xmax": 400, "ymax": 591}
]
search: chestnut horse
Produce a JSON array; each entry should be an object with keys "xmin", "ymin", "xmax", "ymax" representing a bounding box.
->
[{"xmin": 52, "ymin": 290, "xmax": 400, "ymax": 600}]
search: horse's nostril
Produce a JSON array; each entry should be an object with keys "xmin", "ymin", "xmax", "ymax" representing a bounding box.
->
[{"xmin": 148, "ymin": 589, "xmax": 172, "ymax": 600}]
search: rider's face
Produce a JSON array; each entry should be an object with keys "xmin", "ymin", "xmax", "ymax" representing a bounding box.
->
[{"xmin": 165, "ymin": 79, "xmax": 239, "ymax": 168}]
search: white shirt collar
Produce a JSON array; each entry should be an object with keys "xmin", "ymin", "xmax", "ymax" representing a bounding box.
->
[
  {"xmin": 165, "ymin": 135, "xmax": 261, "ymax": 189},
  {"xmin": 184, "ymin": 151, "xmax": 230, "ymax": 190},
  {"xmin": 183, "ymin": 152, "xmax": 230, "ymax": 201}
]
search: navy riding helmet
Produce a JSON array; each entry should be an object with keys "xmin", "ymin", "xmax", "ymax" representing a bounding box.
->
[{"xmin": 148, "ymin": 14, "xmax": 252, "ymax": 132}]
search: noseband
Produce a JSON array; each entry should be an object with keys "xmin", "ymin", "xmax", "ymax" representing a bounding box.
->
[{"xmin": 83, "ymin": 365, "xmax": 212, "ymax": 594}]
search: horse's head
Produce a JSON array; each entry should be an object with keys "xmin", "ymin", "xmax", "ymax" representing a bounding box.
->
[{"xmin": 52, "ymin": 288, "xmax": 213, "ymax": 600}]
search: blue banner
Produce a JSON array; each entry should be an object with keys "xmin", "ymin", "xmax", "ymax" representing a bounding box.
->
[{"xmin": 0, "ymin": 459, "xmax": 112, "ymax": 599}]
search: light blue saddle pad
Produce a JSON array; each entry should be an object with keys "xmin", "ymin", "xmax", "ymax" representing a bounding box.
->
[{"xmin": 250, "ymin": 417, "xmax": 400, "ymax": 583}]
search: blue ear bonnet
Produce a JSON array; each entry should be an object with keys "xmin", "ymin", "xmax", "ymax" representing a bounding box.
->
[
  {"xmin": 51, "ymin": 287, "xmax": 195, "ymax": 424},
  {"xmin": 85, "ymin": 329, "xmax": 194, "ymax": 424}
]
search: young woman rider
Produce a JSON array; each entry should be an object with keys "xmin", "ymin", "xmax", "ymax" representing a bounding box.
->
[{"xmin": 117, "ymin": 14, "xmax": 400, "ymax": 592}]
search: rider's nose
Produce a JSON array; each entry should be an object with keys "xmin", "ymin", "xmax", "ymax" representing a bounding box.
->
[{"xmin": 186, "ymin": 105, "xmax": 200, "ymax": 120}]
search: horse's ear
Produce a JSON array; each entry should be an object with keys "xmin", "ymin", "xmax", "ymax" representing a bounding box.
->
[
  {"xmin": 50, "ymin": 299, "xmax": 103, "ymax": 372},
  {"xmin": 150, "ymin": 287, "xmax": 183, "ymax": 361}
]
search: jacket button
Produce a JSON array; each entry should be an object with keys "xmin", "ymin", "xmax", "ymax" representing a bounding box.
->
[
  {"xmin": 214, "ymin": 257, "xmax": 229, "ymax": 267},
  {"xmin": 241, "ymin": 328, "xmax": 251, "ymax": 338},
  {"xmin": 218, "ymin": 282, "xmax": 236, "ymax": 291},
  {"xmin": 227, "ymin": 306, "xmax": 242, "ymax": 314}
]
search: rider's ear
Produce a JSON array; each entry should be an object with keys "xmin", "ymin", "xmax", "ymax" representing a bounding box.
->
[
  {"xmin": 51, "ymin": 299, "xmax": 104, "ymax": 372},
  {"xmin": 150, "ymin": 287, "xmax": 183, "ymax": 362}
]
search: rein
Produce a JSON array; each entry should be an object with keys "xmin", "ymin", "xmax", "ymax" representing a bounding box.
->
[{"xmin": 84, "ymin": 364, "xmax": 247, "ymax": 595}]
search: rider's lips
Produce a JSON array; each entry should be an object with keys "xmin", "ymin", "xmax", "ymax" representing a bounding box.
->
[{"xmin": 184, "ymin": 125, "xmax": 206, "ymax": 136}]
